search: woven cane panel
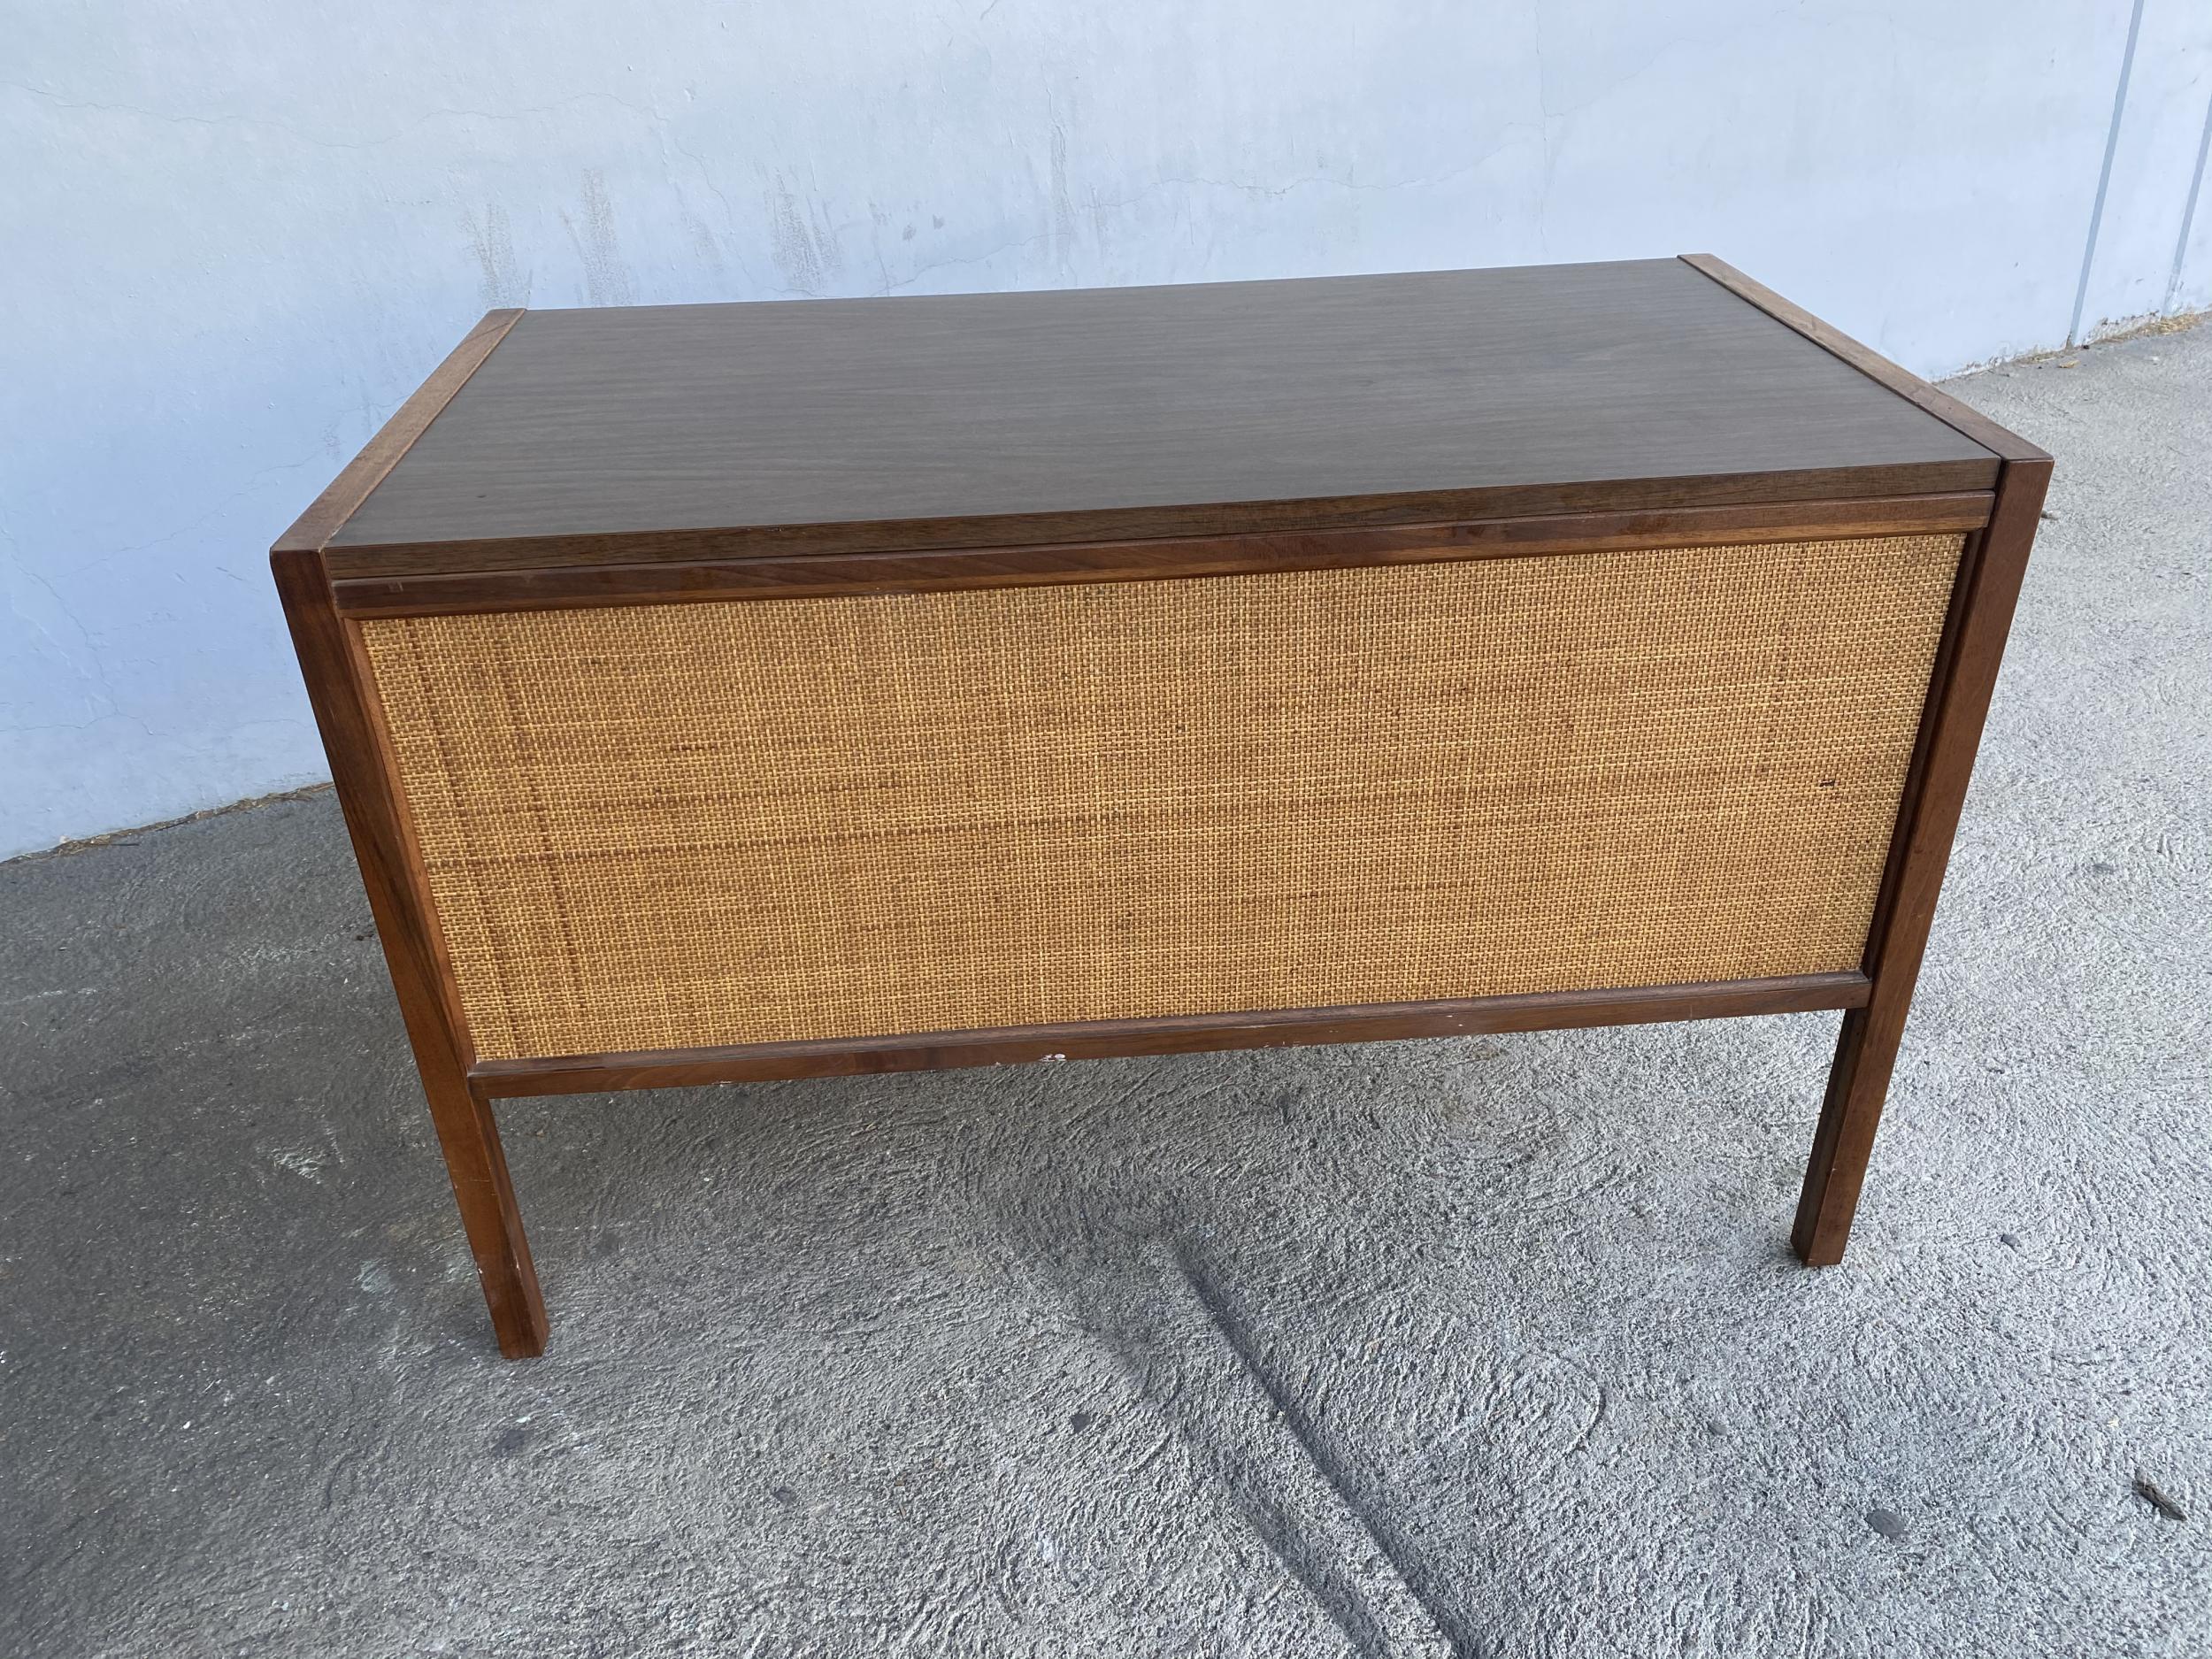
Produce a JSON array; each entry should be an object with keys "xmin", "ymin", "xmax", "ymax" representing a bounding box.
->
[{"xmin": 360, "ymin": 534, "xmax": 1962, "ymax": 1060}]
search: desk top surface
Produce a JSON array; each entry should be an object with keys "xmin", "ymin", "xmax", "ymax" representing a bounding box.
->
[{"xmin": 319, "ymin": 257, "xmax": 2006, "ymax": 570}]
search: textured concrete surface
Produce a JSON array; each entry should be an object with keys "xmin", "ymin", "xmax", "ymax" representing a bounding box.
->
[{"xmin": 4, "ymin": 328, "xmax": 2208, "ymax": 1656}]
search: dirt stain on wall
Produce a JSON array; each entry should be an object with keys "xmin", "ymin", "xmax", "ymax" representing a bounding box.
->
[
  {"xmin": 560, "ymin": 170, "xmax": 635, "ymax": 307},
  {"xmin": 464, "ymin": 203, "xmax": 532, "ymax": 309},
  {"xmin": 766, "ymin": 174, "xmax": 840, "ymax": 296}
]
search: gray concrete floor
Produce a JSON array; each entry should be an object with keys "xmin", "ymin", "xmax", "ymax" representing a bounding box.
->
[{"xmin": 5, "ymin": 326, "xmax": 2209, "ymax": 1659}]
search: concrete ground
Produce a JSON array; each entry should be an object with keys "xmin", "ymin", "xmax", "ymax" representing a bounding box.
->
[{"xmin": 4, "ymin": 325, "xmax": 2208, "ymax": 1659}]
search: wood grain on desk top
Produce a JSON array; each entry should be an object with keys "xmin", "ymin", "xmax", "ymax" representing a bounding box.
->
[{"xmin": 322, "ymin": 258, "xmax": 2001, "ymax": 575}]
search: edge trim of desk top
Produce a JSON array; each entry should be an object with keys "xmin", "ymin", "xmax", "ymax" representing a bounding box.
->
[
  {"xmin": 276, "ymin": 258, "xmax": 2040, "ymax": 583},
  {"xmin": 328, "ymin": 492, "xmax": 1991, "ymax": 617}
]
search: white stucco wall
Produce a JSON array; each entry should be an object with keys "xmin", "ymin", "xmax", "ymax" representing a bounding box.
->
[{"xmin": 4, "ymin": 2, "xmax": 2209, "ymax": 857}]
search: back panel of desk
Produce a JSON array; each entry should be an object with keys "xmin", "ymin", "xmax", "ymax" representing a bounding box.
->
[{"xmin": 355, "ymin": 531, "xmax": 1965, "ymax": 1064}]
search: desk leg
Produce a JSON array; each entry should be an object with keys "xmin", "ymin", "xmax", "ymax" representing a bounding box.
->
[
  {"xmin": 274, "ymin": 545, "xmax": 552, "ymax": 1357},
  {"xmin": 1794, "ymin": 1006, "xmax": 1901, "ymax": 1263},
  {"xmin": 1791, "ymin": 452, "xmax": 2050, "ymax": 1265},
  {"xmin": 426, "ymin": 1072, "xmax": 549, "ymax": 1358}
]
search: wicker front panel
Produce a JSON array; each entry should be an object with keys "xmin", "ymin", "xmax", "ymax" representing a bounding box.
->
[{"xmin": 361, "ymin": 534, "xmax": 1963, "ymax": 1060}]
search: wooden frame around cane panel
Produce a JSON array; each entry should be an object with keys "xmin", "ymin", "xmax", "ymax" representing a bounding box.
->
[{"xmin": 274, "ymin": 259, "xmax": 2048, "ymax": 1357}]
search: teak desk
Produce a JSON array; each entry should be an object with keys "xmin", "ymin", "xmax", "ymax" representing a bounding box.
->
[{"xmin": 274, "ymin": 257, "xmax": 2049, "ymax": 1357}]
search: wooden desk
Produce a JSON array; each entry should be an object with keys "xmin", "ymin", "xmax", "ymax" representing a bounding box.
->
[{"xmin": 274, "ymin": 257, "xmax": 2049, "ymax": 1357}]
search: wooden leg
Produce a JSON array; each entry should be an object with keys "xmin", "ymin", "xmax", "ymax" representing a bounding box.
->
[
  {"xmin": 1793, "ymin": 1004, "xmax": 1903, "ymax": 1264},
  {"xmin": 1792, "ymin": 455, "xmax": 2053, "ymax": 1266},
  {"xmin": 424, "ymin": 1072, "xmax": 549, "ymax": 1358},
  {"xmin": 273, "ymin": 548, "xmax": 551, "ymax": 1358}
]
